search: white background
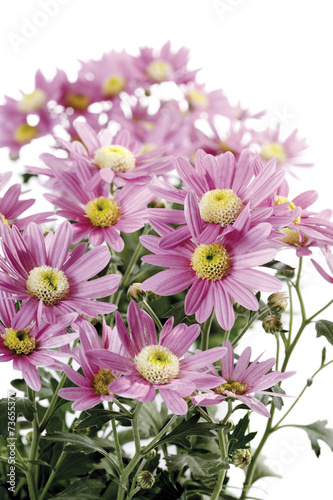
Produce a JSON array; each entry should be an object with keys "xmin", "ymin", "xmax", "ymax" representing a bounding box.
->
[{"xmin": 0, "ymin": 1, "xmax": 333, "ymax": 498}]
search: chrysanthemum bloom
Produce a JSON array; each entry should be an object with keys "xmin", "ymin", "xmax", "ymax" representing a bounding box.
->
[
  {"xmin": 269, "ymin": 189, "xmax": 333, "ymax": 256},
  {"xmin": 0, "ymin": 221, "xmax": 121, "ymax": 329},
  {"xmin": 44, "ymin": 167, "xmax": 151, "ymax": 251},
  {"xmin": 147, "ymin": 150, "xmax": 294, "ymax": 250},
  {"xmin": 86, "ymin": 301, "xmax": 226, "ymax": 415},
  {"xmin": 0, "ymin": 291, "xmax": 78, "ymax": 391},
  {"xmin": 192, "ymin": 341, "xmax": 295, "ymax": 417},
  {"xmin": 191, "ymin": 121, "xmax": 251, "ymax": 159},
  {"xmin": 58, "ymin": 320, "xmax": 128, "ymax": 410},
  {"xmin": 311, "ymin": 246, "xmax": 333, "ymax": 283},
  {"xmin": 134, "ymin": 41, "xmax": 198, "ymax": 85},
  {"xmin": 140, "ymin": 208, "xmax": 282, "ymax": 330},
  {"xmin": 56, "ymin": 121, "xmax": 172, "ymax": 189},
  {"xmin": 183, "ymin": 83, "xmax": 233, "ymax": 120},
  {"xmin": 0, "ymin": 177, "xmax": 54, "ymax": 233},
  {"xmin": 254, "ymin": 124, "xmax": 313, "ymax": 171}
]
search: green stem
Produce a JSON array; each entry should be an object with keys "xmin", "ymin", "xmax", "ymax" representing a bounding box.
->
[
  {"xmin": 307, "ymin": 298, "xmax": 333, "ymax": 323},
  {"xmin": 111, "ymin": 412, "xmax": 124, "ymax": 473},
  {"xmin": 39, "ymin": 372, "xmax": 67, "ymax": 433},
  {"xmin": 112, "ymin": 397, "xmax": 133, "ymax": 417},
  {"xmin": 39, "ymin": 450, "xmax": 66, "ymax": 500},
  {"xmin": 275, "ymin": 333, "xmax": 280, "ymax": 371},
  {"xmin": 26, "ymin": 388, "xmax": 39, "ymax": 500},
  {"xmin": 201, "ymin": 312, "xmax": 214, "ymax": 351},
  {"xmin": 287, "ymin": 280, "xmax": 294, "ymax": 348},
  {"xmin": 121, "ymin": 225, "xmax": 150, "ymax": 289},
  {"xmin": 232, "ymin": 306, "xmax": 271, "ymax": 347},
  {"xmin": 141, "ymin": 300, "xmax": 163, "ymax": 332},
  {"xmin": 211, "ymin": 400, "xmax": 232, "ymax": 500},
  {"xmin": 142, "ymin": 414, "xmax": 178, "ymax": 455}
]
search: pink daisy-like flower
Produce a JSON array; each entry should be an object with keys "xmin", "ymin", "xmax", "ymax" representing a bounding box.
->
[
  {"xmin": 58, "ymin": 320, "xmax": 128, "ymax": 410},
  {"xmin": 183, "ymin": 83, "xmax": 234, "ymax": 120},
  {"xmin": 44, "ymin": 167, "xmax": 151, "ymax": 251},
  {"xmin": 86, "ymin": 300, "xmax": 226, "ymax": 415},
  {"xmin": 0, "ymin": 291, "xmax": 78, "ymax": 391},
  {"xmin": 192, "ymin": 341, "xmax": 295, "ymax": 417},
  {"xmin": 0, "ymin": 221, "xmax": 121, "ymax": 329},
  {"xmin": 148, "ymin": 150, "xmax": 294, "ymax": 250},
  {"xmin": 140, "ymin": 207, "xmax": 282, "ymax": 331},
  {"xmin": 56, "ymin": 121, "xmax": 172, "ymax": 188},
  {"xmin": 254, "ymin": 124, "xmax": 313, "ymax": 171},
  {"xmin": 0, "ymin": 177, "xmax": 54, "ymax": 233},
  {"xmin": 134, "ymin": 41, "xmax": 198, "ymax": 85}
]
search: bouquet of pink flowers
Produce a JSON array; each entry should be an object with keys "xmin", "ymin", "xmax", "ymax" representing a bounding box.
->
[{"xmin": 0, "ymin": 42, "xmax": 332, "ymax": 500}]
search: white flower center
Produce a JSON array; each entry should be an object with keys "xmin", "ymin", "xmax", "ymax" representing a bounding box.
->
[
  {"xmin": 26, "ymin": 265, "xmax": 70, "ymax": 306},
  {"xmin": 146, "ymin": 60, "xmax": 172, "ymax": 82},
  {"xmin": 93, "ymin": 145, "xmax": 136, "ymax": 172},
  {"xmin": 135, "ymin": 345, "xmax": 179, "ymax": 384},
  {"xmin": 199, "ymin": 189, "xmax": 244, "ymax": 226},
  {"xmin": 18, "ymin": 89, "xmax": 47, "ymax": 113}
]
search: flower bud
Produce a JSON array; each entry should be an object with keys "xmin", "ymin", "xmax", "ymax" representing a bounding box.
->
[
  {"xmin": 145, "ymin": 448, "xmax": 157, "ymax": 460},
  {"xmin": 231, "ymin": 449, "xmax": 252, "ymax": 469},
  {"xmin": 276, "ymin": 267, "xmax": 295, "ymax": 279},
  {"xmin": 267, "ymin": 292, "xmax": 288, "ymax": 313},
  {"xmin": 127, "ymin": 283, "xmax": 146, "ymax": 302},
  {"xmin": 233, "ymin": 302, "xmax": 248, "ymax": 315},
  {"xmin": 25, "ymin": 431, "xmax": 33, "ymax": 443},
  {"xmin": 223, "ymin": 419, "xmax": 235, "ymax": 432},
  {"xmin": 148, "ymin": 198, "xmax": 167, "ymax": 209},
  {"xmin": 262, "ymin": 315, "xmax": 283, "ymax": 334},
  {"xmin": 137, "ymin": 470, "xmax": 155, "ymax": 489}
]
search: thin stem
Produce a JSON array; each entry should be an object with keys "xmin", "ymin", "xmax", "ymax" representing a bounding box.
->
[
  {"xmin": 127, "ymin": 458, "xmax": 147, "ymax": 498},
  {"xmin": 132, "ymin": 402, "xmax": 142, "ymax": 454},
  {"xmin": 142, "ymin": 414, "xmax": 178, "ymax": 455},
  {"xmin": 232, "ymin": 306, "xmax": 271, "ymax": 347},
  {"xmin": 121, "ymin": 225, "xmax": 150, "ymax": 289},
  {"xmin": 307, "ymin": 298, "xmax": 333, "ymax": 323},
  {"xmin": 39, "ymin": 372, "xmax": 67, "ymax": 433},
  {"xmin": 275, "ymin": 333, "xmax": 280, "ymax": 371},
  {"xmin": 141, "ymin": 300, "xmax": 163, "ymax": 332},
  {"xmin": 211, "ymin": 400, "xmax": 232, "ymax": 500},
  {"xmin": 201, "ymin": 311, "xmax": 214, "ymax": 351},
  {"xmin": 39, "ymin": 450, "xmax": 66, "ymax": 500},
  {"xmin": 113, "ymin": 397, "xmax": 133, "ymax": 417},
  {"xmin": 287, "ymin": 280, "xmax": 294, "ymax": 348},
  {"xmin": 26, "ymin": 388, "xmax": 39, "ymax": 500},
  {"xmin": 111, "ymin": 412, "xmax": 124, "ymax": 473}
]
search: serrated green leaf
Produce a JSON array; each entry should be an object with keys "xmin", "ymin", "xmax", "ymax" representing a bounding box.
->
[
  {"xmin": 138, "ymin": 400, "xmax": 169, "ymax": 439},
  {"xmin": 51, "ymin": 477, "xmax": 105, "ymax": 499},
  {"xmin": 154, "ymin": 414, "xmax": 222, "ymax": 450},
  {"xmin": 228, "ymin": 414, "xmax": 257, "ymax": 456},
  {"xmin": 27, "ymin": 459, "xmax": 54, "ymax": 469},
  {"xmin": 75, "ymin": 409, "xmax": 132, "ymax": 430},
  {"xmin": 315, "ymin": 320, "xmax": 333, "ymax": 346},
  {"xmin": 252, "ymin": 453, "xmax": 281, "ymax": 483},
  {"xmin": 166, "ymin": 454, "xmax": 229, "ymax": 480},
  {"xmin": 294, "ymin": 420, "xmax": 333, "ymax": 457}
]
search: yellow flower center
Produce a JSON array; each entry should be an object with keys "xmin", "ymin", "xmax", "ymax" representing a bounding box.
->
[
  {"xmin": 274, "ymin": 196, "xmax": 301, "ymax": 224},
  {"xmin": 85, "ymin": 197, "xmax": 121, "ymax": 227},
  {"xmin": 280, "ymin": 228, "xmax": 307, "ymax": 246},
  {"xmin": 14, "ymin": 124, "xmax": 39, "ymax": 143},
  {"xmin": 2, "ymin": 328, "xmax": 36, "ymax": 355},
  {"xmin": 219, "ymin": 141, "xmax": 236, "ymax": 155},
  {"xmin": 0, "ymin": 213, "xmax": 10, "ymax": 226},
  {"xmin": 65, "ymin": 93, "xmax": 91, "ymax": 111},
  {"xmin": 102, "ymin": 75, "xmax": 126, "ymax": 97},
  {"xmin": 17, "ymin": 89, "xmax": 47, "ymax": 113},
  {"xmin": 26, "ymin": 265, "xmax": 70, "ymax": 306},
  {"xmin": 199, "ymin": 189, "xmax": 244, "ymax": 226},
  {"xmin": 92, "ymin": 368, "xmax": 115, "ymax": 395},
  {"xmin": 93, "ymin": 145, "xmax": 136, "ymax": 172},
  {"xmin": 187, "ymin": 89, "xmax": 209, "ymax": 109},
  {"xmin": 214, "ymin": 380, "xmax": 247, "ymax": 396},
  {"xmin": 146, "ymin": 60, "xmax": 172, "ymax": 82},
  {"xmin": 260, "ymin": 142, "xmax": 287, "ymax": 164},
  {"xmin": 191, "ymin": 243, "xmax": 231, "ymax": 281},
  {"xmin": 135, "ymin": 345, "xmax": 179, "ymax": 384}
]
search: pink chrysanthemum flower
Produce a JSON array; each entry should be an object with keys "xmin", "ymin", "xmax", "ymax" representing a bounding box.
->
[
  {"xmin": 0, "ymin": 176, "xmax": 54, "ymax": 233},
  {"xmin": 183, "ymin": 83, "xmax": 234, "ymax": 120},
  {"xmin": 192, "ymin": 341, "xmax": 295, "ymax": 417},
  {"xmin": 140, "ymin": 208, "xmax": 282, "ymax": 330},
  {"xmin": 86, "ymin": 301, "xmax": 226, "ymax": 415},
  {"xmin": 311, "ymin": 246, "xmax": 333, "ymax": 283},
  {"xmin": 254, "ymin": 124, "xmax": 313, "ymax": 171},
  {"xmin": 148, "ymin": 150, "xmax": 294, "ymax": 250},
  {"xmin": 0, "ymin": 291, "xmax": 78, "ymax": 391},
  {"xmin": 56, "ymin": 121, "xmax": 171, "ymax": 188},
  {"xmin": 134, "ymin": 41, "xmax": 198, "ymax": 85},
  {"xmin": 58, "ymin": 320, "xmax": 128, "ymax": 410},
  {"xmin": 0, "ymin": 221, "xmax": 121, "ymax": 329},
  {"xmin": 44, "ymin": 167, "xmax": 151, "ymax": 251}
]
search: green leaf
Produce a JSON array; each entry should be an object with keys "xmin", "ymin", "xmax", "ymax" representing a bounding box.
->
[
  {"xmin": 252, "ymin": 453, "xmax": 281, "ymax": 483},
  {"xmin": 27, "ymin": 459, "xmax": 54, "ymax": 469},
  {"xmin": 295, "ymin": 420, "xmax": 333, "ymax": 457},
  {"xmin": 155, "ymin": 414, "xmax": 222, "ymax": 450},
  {"xmin": 228, "ymin": 414, "xmax": 257, "ymax": 456},
  {"xmin": 75, "ymin": 409, "xmax": 132, "ymax": 430},
  {"xmin": 138, "ymin": 400, "xmax": 169, "ymax": 438},
  {"xmin": 315, "ymin": 320, "xmax": 333, "ymax": 346},
  {"xmin": 0, "ymin": 396, "xmax": 36, "ymax": 438},
  {"xmin": 166, "ymin": 453, "xmax": 229, "ymax": 480},
  {"xmin": 267, "ymin": 384, "xmax": 286, "ymax": 411},
  {"xmin": 262, "ymin": 260, "xmax": 295, "ymax": 272},
  {"xmin": 51, "ymin": 477, "xmax": 105, "ymax": 499},
  {"xmin": 161, "ymin": 301, "xmax": 187, "ymax": 324},
  {"xmin": 42, "ymin": 432, "xmax": 117, "ymax": 462}
]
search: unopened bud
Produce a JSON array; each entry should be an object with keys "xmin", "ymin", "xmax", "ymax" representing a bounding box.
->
[
  {"xmin": 127, "ymin": 283, "xmax": 146, "ymax": 302},
  {"xmin": 148, "ymin": 198, "xmax": 167, "ymax": 209},
  {"xmin": 233, "ymin": 302, "xmax": 248, "ymax": 315},
  {"xmin": 223, "ymin": 420, "xmax": 235, "ymax": 432},
  {"xmin": 145, "ymin": 448, "xmax": 157, "ymax": 460},
  {"xmin": 137, "ymin": 470, "xmax": 155, "ymax": 489},
  {"xmin": 267, "ymin": 292, "xmax": 288, "ymax": 313},
  {"xmin": 26, "ymin": 431, "xmax": 33, "ymax": 443},
  {"xmin": 232, "ymin": 449, "xmax": 252, "ymax": 469},
  {"xmin": 262, "ymin": 315, "xmax": 283, "ymax": 334},
  {"xmin": 276, "ymin": 267, "xmax": 295, "ymax": 279}
]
